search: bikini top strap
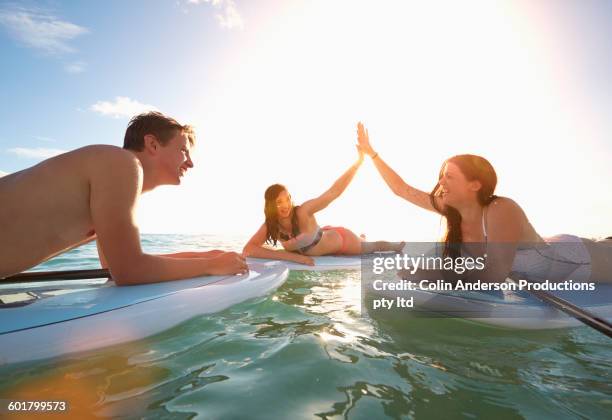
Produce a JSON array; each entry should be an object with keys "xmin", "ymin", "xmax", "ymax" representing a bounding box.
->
[{"xmin": 482, "ymin": 206, "xmax": 488, "ymax": 244}]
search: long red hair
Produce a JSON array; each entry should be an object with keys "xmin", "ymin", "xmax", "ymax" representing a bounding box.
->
[{"xmin": 430, "ymin": 154, "xmax": 497, "ymax": 258}]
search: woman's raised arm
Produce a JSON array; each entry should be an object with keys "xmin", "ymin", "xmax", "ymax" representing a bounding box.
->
[
  {"xmin": 357, "ymin": 122, "xmax": 440, "ymax": 213},
  {"xmin": 300, "ymin": 147, "xmax": 364, "ymax": 216}
]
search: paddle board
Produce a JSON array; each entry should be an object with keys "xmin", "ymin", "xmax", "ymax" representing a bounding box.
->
[
  {"xmin": 366, "ymin": 280, "xmax": 612, "ymax": 329},
  {"xmin": 247, "ymin": 256, "xmax": 361, "ymax": 271},
  {"xmin": 0, "ymin": 262, "xmax": 288, "ymax": 364}
]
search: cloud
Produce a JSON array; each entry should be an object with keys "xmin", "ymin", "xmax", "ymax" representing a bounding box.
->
[
  {"xmin": 216, "ymin": 1, "xmax": 243, "ymax": 29},
  {"xmin": 0, "ymin": 6, "xmax": 88, "ymax": 55},
  {"xmin": 90, "ymin": 96, "xmax": 158, "ymax": 119},
  {"xmin": 0, "ymin": 170, "xmax": 8, "ymax": 177},
  {"xmin": 64, "ymin": 61, "xmax": 86, "ymax": 74},
  {"xmin": 7, "ymin": 147, "xmax": 66, "ymax": 159},
  {"xmin": 187, "ymin": 0, "xmax": 243, "ymax": 29}
]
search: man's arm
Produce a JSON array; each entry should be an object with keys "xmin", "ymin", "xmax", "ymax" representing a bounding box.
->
[
  {"xmin": 161, "ymin": 250, "xmax": 225, "ymax": 258},
  {"xmin": 96, "ymin": 240, "xmax": 221, "ymax": 266},
  {"xmin": 96, "ymin": 239, "xmax": 108, "ymax": 268},
  {"xmin": 90, "ymin": 151, "xmax": 247, "ymax": 285}
]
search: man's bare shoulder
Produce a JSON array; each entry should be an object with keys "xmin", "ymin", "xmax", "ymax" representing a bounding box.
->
[
  {"xmin": 0, "ymin": 145, "xmax": 140, "ymax": 188},
  {"xmin": 77, "ymin": 145, "xmax": 142, "ymax": 175},
  {"xmin": 78, "ymin": 145, "xmax": 138, "ymax": 164},
  {"xmin": 89, "ymin": 147, "xmax": 142, "ymax": 187}
]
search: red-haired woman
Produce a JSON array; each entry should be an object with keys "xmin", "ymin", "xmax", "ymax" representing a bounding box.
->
[{"xmin": 357, "ymin": 122, "xmax": 612, "ymax": 283}]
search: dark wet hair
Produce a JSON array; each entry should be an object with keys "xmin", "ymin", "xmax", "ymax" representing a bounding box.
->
[
  {"xmin": 264, "ymin": 184, "xmax": 299, "ymax": 246},
  {"xmin": 123, "ymin": 111, "xmax": 195, "ymax": 151},
  {"xmin": 430, "ymin": 154, "xmax": 497, "ymax": 258}
]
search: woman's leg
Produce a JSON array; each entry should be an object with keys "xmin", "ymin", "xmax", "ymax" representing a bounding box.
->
[{"xmin": 322, "ymin": 226, "xmax": 403, "ymax": 255}]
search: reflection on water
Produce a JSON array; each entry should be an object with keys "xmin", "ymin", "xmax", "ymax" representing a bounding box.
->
[{"xmin": 1, "ymin": 235, "xmax": 610, "ymax": 418}]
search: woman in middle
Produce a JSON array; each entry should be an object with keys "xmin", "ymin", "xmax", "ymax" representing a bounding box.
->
[{"xmin": 243, "ymin": 145, "xmax": 398, "ymax": 266}]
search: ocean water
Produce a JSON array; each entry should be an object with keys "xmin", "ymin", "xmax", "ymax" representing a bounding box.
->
[{"xmin": 1, "ymin": 234, "xmax": 611, "ymax": 419}]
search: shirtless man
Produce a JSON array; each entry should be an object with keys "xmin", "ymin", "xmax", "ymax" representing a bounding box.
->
[{"xmin": 0, "ymin": 112, "xmax": 248, "ymax": 284}]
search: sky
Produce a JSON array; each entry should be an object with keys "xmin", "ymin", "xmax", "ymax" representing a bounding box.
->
[{"xmin": 1, "ymin": 0, "xmax": 611, "ymax": 241}]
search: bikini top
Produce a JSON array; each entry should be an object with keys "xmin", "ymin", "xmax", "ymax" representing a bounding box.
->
[
  {"xmin": 278, "ymin": 205, "xmax": 301, "ymax": 241},
  {"xmin": 277, "ymin": 206, "xmax": 323, "ymax": 254}
]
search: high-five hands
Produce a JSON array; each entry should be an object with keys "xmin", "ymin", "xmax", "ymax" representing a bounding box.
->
[
  {"xmin": 356, "ymin": 144, "xmax": 365, "ymax": 164},
  {"xmin": 357, "ymin": 122, "xmax": 376, "ymax": 157}
]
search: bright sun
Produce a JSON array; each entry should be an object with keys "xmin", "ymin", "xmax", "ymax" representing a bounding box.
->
[{"xmin": 136, "ymin": 0, "xmax": 611, "ymax": 242}]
